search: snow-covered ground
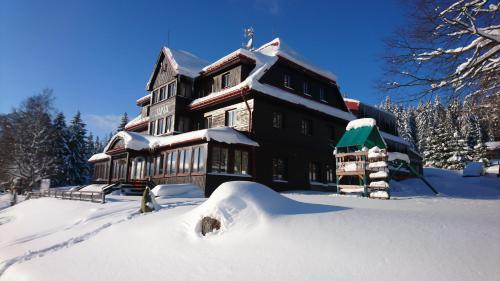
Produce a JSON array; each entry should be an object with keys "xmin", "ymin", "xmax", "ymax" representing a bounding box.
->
[{"xmin": 0, "ymin": 168, "xmax": 499, "ymax": 281}]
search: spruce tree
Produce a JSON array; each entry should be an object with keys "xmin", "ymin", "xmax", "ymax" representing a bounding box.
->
[
  {"xmin": 117, "ymin": 112, "xmax": 129, "ymax": 133},
  {"xmin": 52, "ymin": 112, "xmax": 71, "ymax": 187},
  {"xmin": 67, "ymin": 111, "xmax": 90, "ymax": 185},
  {"xmin": 415, "ymin": 101, "xmax": 430, "ymax": 155},
  {"xmin": 426, "ymin": 97, "xmax": 449, "ymax": 168}
]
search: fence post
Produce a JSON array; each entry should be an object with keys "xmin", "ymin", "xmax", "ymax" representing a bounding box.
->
[{"xmin": 101, "ymin": 192, "xmax": 105, "ymax": 204}]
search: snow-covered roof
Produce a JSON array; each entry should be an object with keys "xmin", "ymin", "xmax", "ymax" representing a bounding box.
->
[
  {"xmin": 165, "ymin": 48, "xmax": 208, "ymax": 78},
  {"xmin": 256, "ymin": 38, "xmax": 337, "ymax": 82},
  {"xmin": 388, "ymin": 152, "xmax": 410, "ymax": 163},
  {"xmin": 136, "ymin": 94, "xmax": 151, "ymax": 105},
  {"xmin": 380, "ymin": 131, "xmax": 410, "ymax": 146},
  {"xmin": 201, "ymin": 48, "xmax": 257, "ymax": 74},
  {"xmin": 104, "ymin": 127, "xmax": 259, "ymax": 153},
  {"xmin": 346, "ymin": 118, "xmax": 376, "ymax": 131},
  {"xmin": 190, "ymin": 38, "xmax": 354, "ymax": 121},
  {"xmin": 146, "ymin": 47, "xmax": 209, "ymax": 89},
  {"xmin": 486, "ymin": 141, "xmax": 500, "ymax": 150},
  {"xmin": 124, "ymin": 115, "xmax": 149, "ymax": 130},
  {"xmin": 88, "ymin": 153, "xmax": 110, "ymax": 162}
]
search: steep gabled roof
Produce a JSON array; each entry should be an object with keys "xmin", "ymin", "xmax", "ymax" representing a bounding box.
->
[{"xmin": 146, "ymin": 47, "xmax": 208, "ymax": 90}]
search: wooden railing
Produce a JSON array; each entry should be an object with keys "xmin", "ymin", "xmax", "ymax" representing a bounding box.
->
[{"xmin": 27, "ymin": 190, "xmax": 105, "ymax": 203}]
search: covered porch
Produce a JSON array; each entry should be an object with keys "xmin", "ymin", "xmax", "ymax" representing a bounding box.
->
[{"xmin": 88, "ymin": 127, "xmax": 259, "ymax": 196}]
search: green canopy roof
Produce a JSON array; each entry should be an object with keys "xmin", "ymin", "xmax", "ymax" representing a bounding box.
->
[{"xmin": 336, "ymin": 126, "xmax": 386, "ymax": 150}]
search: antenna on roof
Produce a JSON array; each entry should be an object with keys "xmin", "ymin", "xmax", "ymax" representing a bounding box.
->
[{"xmin": 243, "ymin": 27, "xmax": 254, "ymax": 50}]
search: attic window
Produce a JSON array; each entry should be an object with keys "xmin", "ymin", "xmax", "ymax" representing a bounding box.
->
[
  {"xmin": 222, "ymin": 73, "xmax": 230, "ymax": 89},
  {"xmin": 284, "ymin": 74, "xmax": 292, "ymax": 89}
]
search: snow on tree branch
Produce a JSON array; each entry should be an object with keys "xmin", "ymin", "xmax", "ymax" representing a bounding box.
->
[{"xmin": 380, "ymin": 0, "xmax": 499, "ymax": 101}]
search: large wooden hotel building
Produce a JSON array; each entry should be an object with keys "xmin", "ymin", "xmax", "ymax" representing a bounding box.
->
[{"xmin": 89, "ymin": 38, "xmax": 420, "ymax": 196}]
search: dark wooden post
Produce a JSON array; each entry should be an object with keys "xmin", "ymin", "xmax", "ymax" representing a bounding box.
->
[{"xmin": 125, "ymin": 152, "xmax": 130, "ymax": 183}]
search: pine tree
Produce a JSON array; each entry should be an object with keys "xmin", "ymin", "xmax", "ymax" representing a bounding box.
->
[
  {"xmin": 52, "ymin": 112, "xmax": 71, "ymax": 187},
  {"xmin": 67, "ymin": 112, "xmax": 90, "ymax": 185},
  {"xmin": 117, "ymin": 112, "xmax": 129, "ymax": 133}
]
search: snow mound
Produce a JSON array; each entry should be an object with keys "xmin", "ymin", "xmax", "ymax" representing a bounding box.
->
[
  {"xmin": 346, "ymin": 118, "xmax": 376, "ymax": 131},
  {"xmin": 370, "ymin": 190, "xmax": 389, "ymax": 199},
  {"xmin": 369, "ymin": 171, "xmax": 388, "ymax": 179},
  {"xmin": 184, "ymin": 181, "xmax": 329, "ymax": 236},
  {"xmin": 368, "ymin": 146, "xmax": 386, "ymax": 159},
  {"xmin": 79, "ymin": 184, "xmax": 108, "ymax": 192},
  {"xmin": 368, "ymin": 161, "xmax": 387, "ymax": 169},
  {"xmin": 369, "ymin": 181, "xmax": 389, "ymax": 188},
  {"xmin": 463, "ymin": 162, "xmax": 484, "ymax": 177},
  {"xmin": 152, "ymin": 184, "xmax": 203, "ymax": 198}
]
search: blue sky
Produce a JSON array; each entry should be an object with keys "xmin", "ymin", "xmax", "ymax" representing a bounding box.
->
[{"xmin": 0, "ymin": 0, "xmax": 405, "ymax": 137}]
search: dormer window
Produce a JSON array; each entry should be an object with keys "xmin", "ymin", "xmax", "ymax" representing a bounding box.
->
[
  {"xmin": 319, "ymin": 87, "xmax": 326, "ymax": 101},
  {"xmin": 222, "ymin": 72, "xmax": 230, "ymax": 89},
  {"xmin": 303, "ymin": 81, "xmax": 310, "ymax": 96},
  {"xmin": 284, "ymin": 74, "xmax": 292, "ymax": 89}
]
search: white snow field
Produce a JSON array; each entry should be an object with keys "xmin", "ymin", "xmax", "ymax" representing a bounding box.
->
[{"xmin": 0, "ymin": 168, "xmax": 499, "ymax": 281}]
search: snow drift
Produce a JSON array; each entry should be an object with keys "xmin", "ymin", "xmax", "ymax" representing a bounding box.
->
[
  {"xmin": 151, "ymin": 184, "xmax": 203, "ymax": 198},
  {"xmin": 184, "ymin": 181, "xmax": 336, "ymax": 236}
]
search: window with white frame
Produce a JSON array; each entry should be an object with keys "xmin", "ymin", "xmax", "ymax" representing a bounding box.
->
[
  {"xmin": 222, "ymin": 72, "xmax": 230, "ymax": 88},
  {"xmin": 225, "ymin": 110, "xmax": 237, "ymax": 127},
  {"xmin": 192, "ymin": 146, "xmax": 205, "ymax": 173},
  {"xmin": 152, "ymin": 90, "xmax": 158, "ymax": 104},
  {"xmin": 156, "ymin": 118, "xmax": 164, "ymax": 135},
  {"xmin": 234, "ymin": 149, "xmax": 249, "ymax": 175},
  {"xmin": 149, "ymin": 121, "xmax": 156, "ymax": 135},
  {"xmin": 178, "ymin": 149, "xmax": 191, "ymax": 174},
  {"xmin": 165, "ymin": 115, "xmax": 173, "ymax": 134},
  {"xmin": 159, "ymin": 86, "xmax": 166, "ymax": 101},
  {"xmin": 165, "ymin": 151, "xmax": 177, "ymax": 175},
  {"xmin": 167, "ymin": 80, "xmax": 177, "ymax": 98},
  {"xmin": 205, "ymin": 116, "xmax": 212, "ymax": 128},
  {"xmin": 211, "ymin": 146, "xmax": 228, "ymax": 173}
]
